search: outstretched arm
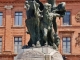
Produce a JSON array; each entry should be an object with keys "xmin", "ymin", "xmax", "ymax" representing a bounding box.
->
[
  {"xmin": 47, "ymin": 0, "xmax": 56, "ymax": 8},
  {"xmin": 35, "ymin": 0, "xmax": 44, "ymax": 11}
]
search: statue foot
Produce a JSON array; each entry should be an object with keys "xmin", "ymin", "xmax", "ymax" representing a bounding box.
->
[
  {"xmin": 53, "ymin": 43, "xmax": 58, "ymax": 50},
  {"xmin": 44, "ymin": 42, "xmax": 48, "ymax": 46},
  {"xmin": 36, "ymin": 41, "xmax": 41, "ymax": 48},
  {"xmin": 27, "ymin": 31, "xmax": 30, "ymax": 34},
  {"xmin": 32, "ymin": 44, "xmax": 36, "ymax": 47}
]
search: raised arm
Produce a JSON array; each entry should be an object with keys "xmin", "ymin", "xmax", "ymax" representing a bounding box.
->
[{"xmin": 47, "ymin": 0, "xmax": 56, "ymax": 8}]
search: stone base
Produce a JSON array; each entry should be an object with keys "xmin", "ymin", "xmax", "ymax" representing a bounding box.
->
[{"xmin": 17, "ymin": 46, "xmax": 63, "ymax": 60}]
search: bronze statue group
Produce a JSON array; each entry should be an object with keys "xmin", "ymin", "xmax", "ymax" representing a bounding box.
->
[{"xmin": 25, "ymin": 0, "xmax": 66, "ymax": 50}]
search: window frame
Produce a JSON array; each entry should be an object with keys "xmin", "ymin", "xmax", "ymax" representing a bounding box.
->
[
  {"xmin": 0, "ymin": 12, "xmax": 3, "ymax": 26},
  {"xmin": 62, "ymin": 37, "xmax": 71, "ymax": 54},
  {"xmin": 14, "ymin": 12, "xmax": 23, "ymax": 26},
  {"xmin": 14, "ymin": 37, "xmax": 22, "ymax": 53},
  {"xmin": 63, "ymin": 11, "xmax": 71, "ymax": 25},
  {"xmin": 59, "ymin": 31, "xmax": 74, "ymax": 54},
  {"xmin": 0, "ymin": 37, "xmax": 2, "ymax": 53}
]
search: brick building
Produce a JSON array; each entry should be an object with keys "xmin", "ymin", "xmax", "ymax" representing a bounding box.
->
[{"xmin": 0, "ymin": 0, "xmax": 80, "ymax": 60}]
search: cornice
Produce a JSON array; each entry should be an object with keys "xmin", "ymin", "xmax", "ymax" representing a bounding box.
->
[
  {"xmin": 0, "ymin": 0, "xmax": 46, "ymax": 4},
  {"xmin": 57, "ymin": 0, "xmax": 80, "ymax": 2},
  {"xmin": 59, "ymin": 30, "xmax": 74, "ymax": 33},
  {"xmin": 41, "ymin": 0, "xmax": 80, "ymax": 2},
  {"xmin": 0, "ymin": 0, "xmax": 46, "ymax": 3},
  {"xmin": 62, "ymin": 54, "xmax": 80, "ymax": 56},
  {"xmin": 0, "ymin": 0, "xmax": 80, "ymax": 3},
  {"xmin": 0, "ymin": 0, "xmax": 25, "ymax": 3},
  {"xmin": 56, "ymin": 0, "xmax": 80, "ymax": 3},
  {"xmin": 40, "ymin": 0, "xmax": 80, "ymax": 3},
  {"xmin": 58, "ymin": 26, "xmax": 80, "ymax": 29}
]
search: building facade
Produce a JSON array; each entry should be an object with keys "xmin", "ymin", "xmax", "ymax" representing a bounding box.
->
[{"xmin": 0, "ymin": 0, "xmax": 80, "ymax": 60}]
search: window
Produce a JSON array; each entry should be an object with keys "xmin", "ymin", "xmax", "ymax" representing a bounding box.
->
[
  {"xmin": 63, "ymin": 11, "xmax": 71, "ymax": 25},
  {"xmin": 14, "ymin": 12, "xmax": 22, "ymax": 26},
  {"xmin": 0, "ymin": 12, "xmax": 3, "ymax": 26},
  {"xmin": 14, "ymin": 37, "xmax": 22, "ymax": 53},
  {"xmin": 62, "ymin": 37, "xmax": 71, "ymax": 54},
  {"xmin": 0, "ymin": 37, "xmax": 2, "ymax": 53}
]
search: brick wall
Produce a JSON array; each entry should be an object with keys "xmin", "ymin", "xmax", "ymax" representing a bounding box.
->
[
  {"xmin": 0, "ymin": 0, "xmax": 80, "ymax": 60},
  {"xmin": 0, "ymin": 51, "xmax": 16, "ymax": 60}
]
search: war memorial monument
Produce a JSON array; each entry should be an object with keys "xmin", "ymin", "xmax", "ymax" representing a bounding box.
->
[{"xmin": 17, "ymin": 0, "xmax": 66, "ymax": 60}]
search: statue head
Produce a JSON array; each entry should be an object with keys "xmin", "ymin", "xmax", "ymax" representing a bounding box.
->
[{"xmin": 44, "ymin": 3, "xmax": 51, "ymax": 12}]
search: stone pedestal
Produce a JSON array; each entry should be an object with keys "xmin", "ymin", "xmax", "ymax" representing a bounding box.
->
[{"xmin": 17, "ymin": 46, "xmax": 63, "ymax": 60}]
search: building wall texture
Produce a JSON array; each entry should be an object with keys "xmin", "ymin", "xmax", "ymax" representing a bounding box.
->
[{"xmin": 0, "ymin": 0, "xmax": 80, "ymax": 60}]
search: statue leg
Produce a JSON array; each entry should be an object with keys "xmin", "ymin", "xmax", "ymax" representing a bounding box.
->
[
  {"xmin": 30, "ymin": 33, "xmax": 36, "ymax": 47},
  {"xmin": 52, "ymin": 34, "xmax": 60, "ymax": 50},
  {"xmin": 28, "ymin": 33, "xmax": 36, "ymax": 47},
  {"xmin": 54, "ymin": 35, "xmax": 60, "ymax": 47},
  {"xmin": 43, "ymin": 28, "xmax": 48, "ymax": 45},
  {"xmin": 52, "ymin": 17, "xmax": 57, "ymax": 34},
  {"xmin": 35, "ymin": 20, "xmax": 40, "ymax": 41},
  {"xmin": 35, "ymin": 24, "xmax": 41, "ymax": 47},
  {"xmin": 47, "ymin": 28, "xmax": 55, "ymax": 46}
]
